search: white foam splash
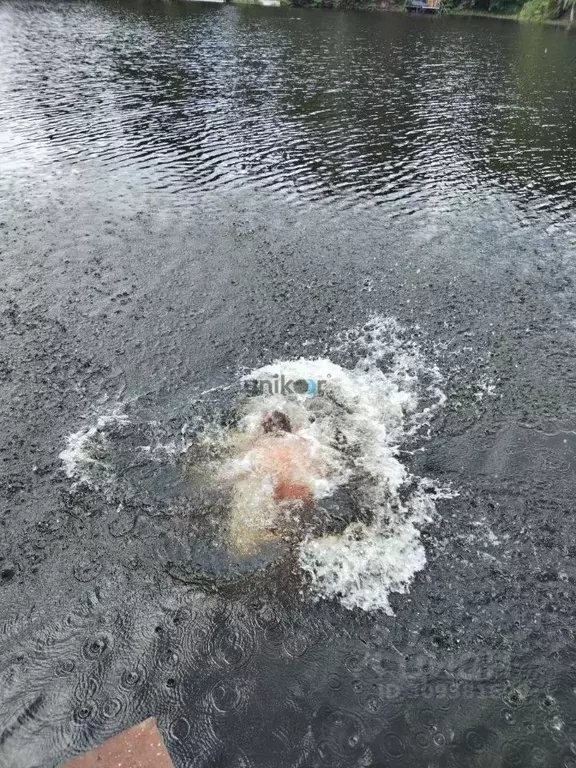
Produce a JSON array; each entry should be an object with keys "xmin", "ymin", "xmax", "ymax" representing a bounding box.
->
[
  {"xmin": 237, "ymin": 317, "xmax": 450, "ymax": 613},
  {"xmin": 58, "ymin": 317, "xmax": 451, "ymax": 613},
  {"xmin": 59, "ymin": 409, "xmax": 129, "ymax": 487}
]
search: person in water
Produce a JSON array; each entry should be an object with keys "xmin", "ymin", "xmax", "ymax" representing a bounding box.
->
[
  {"xmin": 228, "ymin": 410, "xmax": 320, "ymax": 555},
  {"xmin": 260, "ymin": 410, "xmax": 315, "ymax": 509}
]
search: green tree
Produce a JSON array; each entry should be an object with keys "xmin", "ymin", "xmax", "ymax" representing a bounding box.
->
[
  {"xmin": 563, "ymin": 0, "xmax": 575, "ymax": 23},
  {"xmin": 518, "ymin": 0, "xmax": 557, "ymax": 19}
]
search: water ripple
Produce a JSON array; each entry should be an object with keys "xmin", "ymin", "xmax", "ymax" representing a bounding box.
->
[{"xmin": 1, "ymin": 1, "xmax": 576, "ymax": 226}]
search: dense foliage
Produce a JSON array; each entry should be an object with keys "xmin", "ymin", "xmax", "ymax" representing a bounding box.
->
[{"xmin": 293, "ymin": 0, "xmax": 574, "ymax": 21}]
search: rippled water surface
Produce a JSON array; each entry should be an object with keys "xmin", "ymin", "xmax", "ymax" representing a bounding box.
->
[
  {"xmin": 2, "ymin": 2, "xmax": 576, "ymax": 767},
  {"xmin": 2, "ymin": 0, "xmax": 576, "ymax": 218}
]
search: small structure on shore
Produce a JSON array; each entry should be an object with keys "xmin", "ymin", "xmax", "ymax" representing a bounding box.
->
[{"xmin": 406, "ymin": 0, "xmax": 442, "ymax": 13}]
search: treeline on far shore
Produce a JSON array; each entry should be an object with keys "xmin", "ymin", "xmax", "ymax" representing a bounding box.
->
[{"xmin": 291, "ymin": 0, "xmax": 575, "ymax": 23}]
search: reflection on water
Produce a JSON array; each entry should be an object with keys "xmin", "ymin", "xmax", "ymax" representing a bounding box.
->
[{"xmin": 1, "ymin": 0, "xmax": 576, "ymax": 225}]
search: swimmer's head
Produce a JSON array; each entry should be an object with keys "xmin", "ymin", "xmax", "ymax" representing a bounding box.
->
[{"xmin": 262, "ymin": 410, "xmax": 292, "ymax": 434}]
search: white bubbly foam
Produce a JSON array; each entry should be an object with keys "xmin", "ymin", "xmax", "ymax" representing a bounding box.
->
[
  {"xmin": 59, "ymin": 317, "xmax": 451, "ymax": 613},
  {"xmin": 237, "ymin": 317, "xmax": 450, "ymax": 613},
  {"xmin": 59, "ymin": 409, "xmax": 130, "ymax": 487}
]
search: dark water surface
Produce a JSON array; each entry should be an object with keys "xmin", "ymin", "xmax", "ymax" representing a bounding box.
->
[{"xmin": 2, "ymin": 1, "xmax": 576, "ymax": 766}]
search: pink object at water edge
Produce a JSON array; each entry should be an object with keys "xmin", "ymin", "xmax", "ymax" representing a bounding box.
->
[{"xmin": 59, "ymin": 718, "xmax": 175, "ymax": 768}]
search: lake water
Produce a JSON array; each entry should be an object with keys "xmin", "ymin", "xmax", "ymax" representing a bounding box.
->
[{"xmin": 2, "ymin": 2, "xmax": 576, "ymax": 766}]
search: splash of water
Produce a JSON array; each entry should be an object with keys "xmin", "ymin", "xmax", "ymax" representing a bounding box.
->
[
  {"xmin": 59, "ymin": 318, "xmax": 451, "ymax": 613},
  {"xmin": 228, "ymin": 317, "xmax": 449, "ymax": 613},
  {"xmin": 59, "ymin": 409, "xmax": 130, "ymax": 488}
]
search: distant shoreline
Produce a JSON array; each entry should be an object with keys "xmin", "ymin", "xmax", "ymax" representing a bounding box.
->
[
  {"xmin": 446, "ymin": 7, "xmax": 574, "ymax": 24},
  {"xmin": 229, "ymin": 0, "xmax": 575, "ymax": 26}
]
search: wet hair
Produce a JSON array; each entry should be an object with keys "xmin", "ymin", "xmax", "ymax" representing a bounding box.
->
[{"xmin": 262, "ymin": 410, "xmax": 292, "ymax": 434}]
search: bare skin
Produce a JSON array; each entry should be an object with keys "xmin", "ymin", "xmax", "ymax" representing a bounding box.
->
[{"xmin": 228, "ymin": 411, "xmax": 322, "ymax": 555}]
